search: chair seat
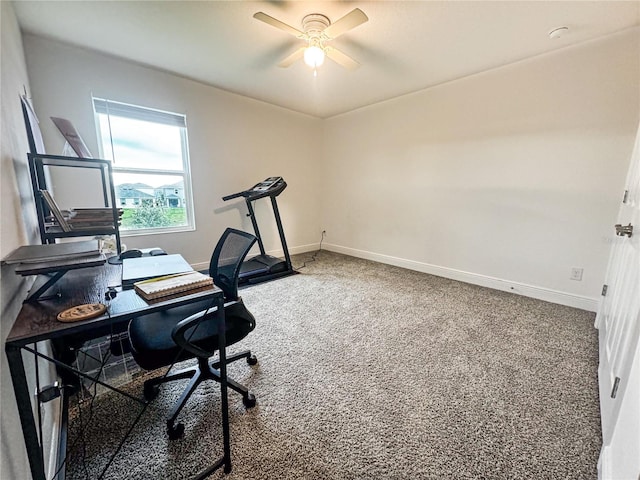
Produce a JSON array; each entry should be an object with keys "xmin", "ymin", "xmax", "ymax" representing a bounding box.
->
[
  {"xmin": 126, "ymin": 228, "xmax": 259, "ymax": 441},
  {"xmin": 129, "ymin": 300, "xmax": 255, "ymax": 371}
]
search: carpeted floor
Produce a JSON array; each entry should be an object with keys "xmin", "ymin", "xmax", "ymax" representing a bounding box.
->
[{"xmin": 65, "ymin": 251, "xmax": 601, "ymax": 479}]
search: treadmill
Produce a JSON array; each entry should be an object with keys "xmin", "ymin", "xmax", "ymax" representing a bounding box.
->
[{"xmin": 222, "ymin": 177, "xmax": 296, "ymax": 284}]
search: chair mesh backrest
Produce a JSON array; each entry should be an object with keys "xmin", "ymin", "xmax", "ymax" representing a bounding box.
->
[{"xmin": 209, "ymin": 228, "xmax": 257, "ymax": 300}]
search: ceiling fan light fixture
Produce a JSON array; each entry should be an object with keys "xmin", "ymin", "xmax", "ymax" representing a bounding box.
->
[
  {"xmin": 254, "ymin": 8, "xmax": 368, "ymax": 71},
  {"xmin": 304, "ymin": 45, "xmax": 325, "ymax": 68}
]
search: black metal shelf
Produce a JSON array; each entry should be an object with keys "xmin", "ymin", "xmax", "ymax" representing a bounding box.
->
[{"xmin": 28, "ymin": 153, "xmax": 122, "ymax": 254}]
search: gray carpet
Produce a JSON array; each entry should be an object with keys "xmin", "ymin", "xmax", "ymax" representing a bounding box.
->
[{"xmin": 66, "ymin": 251, "xmax": 601, "ymax": 479}]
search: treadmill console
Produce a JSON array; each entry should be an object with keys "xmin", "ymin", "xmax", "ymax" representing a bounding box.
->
[
  {"xmin": 251, "ymin": 177, "xmax": 283, "ymax": 192},
  {"xmin": 222, "ymin": 176, "xmax": 286, "ymax": 202}
]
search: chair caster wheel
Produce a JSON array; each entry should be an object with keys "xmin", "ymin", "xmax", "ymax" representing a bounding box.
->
[
  {"xmin": 243, "ymin": 392, "xmax": 256, "ymax": 408},
  {"xmin": 167, "ymin": 422, "xmax": 185, "ymax": 440},
  {"xmin": 247, "ymin": 354, "xmax": 258, "ymax": 366},
  {"xmin": 143, "ymin": 383, "xmax": 159, "ymax": 401}
]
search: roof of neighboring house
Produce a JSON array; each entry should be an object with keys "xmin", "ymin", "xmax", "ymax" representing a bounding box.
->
[
  {"xmin": 115, "ymin": 186, "xmax": 154, "ymax": 199},
  {"xmin": 157, "ymin": 181, "xmax": 184, "ymax": 190},
  {"xmin": 118, "ymin": 182, "xmax": 154, "ymax": 190}
]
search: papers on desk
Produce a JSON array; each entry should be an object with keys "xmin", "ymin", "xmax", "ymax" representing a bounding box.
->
[
  {"xmin": 134, "ymin": 271, "xmax": 213, "ymax": 301},
  {"xmin": 121, "ymin": 254, "xmax": 193, "ymax": 287}
]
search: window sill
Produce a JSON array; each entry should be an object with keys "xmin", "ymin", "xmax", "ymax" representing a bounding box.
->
[{"xmin": 120, "ymin": 225, "xmax": 195, "ymax": 237}]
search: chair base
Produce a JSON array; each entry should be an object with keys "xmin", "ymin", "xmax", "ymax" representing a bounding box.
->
[{"xmin": 143, "ymin": 350, "xmax": 257, "ymax": 439}]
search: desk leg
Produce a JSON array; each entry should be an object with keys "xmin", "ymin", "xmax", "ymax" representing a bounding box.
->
[
  {"xmin": 6, "ymin": 344, "xmax": 46, "ymax": 480},
  {"xmin": 217, "ymin": 296, "xmax": 232, "ymax": 473},
  {"xmin": 193, "ymin": 296, "xmax": 231, "ymax": 479}
]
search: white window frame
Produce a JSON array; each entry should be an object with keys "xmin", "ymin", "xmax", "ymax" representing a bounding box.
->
[{"xmin": 93, "ymin": 97, "xmax": 196, "ymax": 236}]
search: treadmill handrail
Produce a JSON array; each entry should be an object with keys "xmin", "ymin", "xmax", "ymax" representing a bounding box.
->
[
  {"xmin": 221, "ymin": 191, "xmax": 245, "ymax": 201},
  {"xmin": 222, "ymin": 179, "xmax": 287, "ymax": 202}
]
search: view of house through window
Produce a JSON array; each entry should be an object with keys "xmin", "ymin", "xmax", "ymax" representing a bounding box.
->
[{"xmin": 93, "ymin": 98, "xmax": 194, "ymax": 233}]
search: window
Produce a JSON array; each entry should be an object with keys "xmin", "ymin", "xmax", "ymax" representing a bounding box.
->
[{"xmin": 93, "ymin": 98, "xmax": 195, "ymax": 234}]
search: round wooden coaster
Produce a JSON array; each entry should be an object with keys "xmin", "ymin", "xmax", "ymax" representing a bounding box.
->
[{"xmin": 57, "ymin": 303, "xmax": 107, "ymax": 323}]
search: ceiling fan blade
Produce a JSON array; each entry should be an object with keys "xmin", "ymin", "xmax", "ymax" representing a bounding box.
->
[
  {"xmin": 278, "ymin": 47, "xmax": 305, "ymax": 68},
  {"xmin": 323, "ymin": 8, "xmax": 368, "ymax": 39},
  {"xmin": 253, "ymin": 12, "xmax": 306, "ymax": 38},
  {"xmin": 325, "ymin": 46, "xmax": 360, "ymax": 70}
]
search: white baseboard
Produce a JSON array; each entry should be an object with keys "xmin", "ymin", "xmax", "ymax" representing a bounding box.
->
[
  {"xmin": 288, "ymin": 243, "xmax": 322, "ymax": 255},
  {"xmin": 191, "ymin": 243, "xmax": 321, "ymax": 272},
  {"xmin": 192, "ymin": 261, "xmax": 209, "ymax": 271},
  {"xmin": 192, "ymin": 242, "xmax": 597, "ymax": 311},
  {"xmin": 191, "ymin": 262, "xmax": 209, "ymax": 271},
  {"xmin": 597, "ymin": 445, "xmax": 610, "ymax": 480},
  {"xmin": 323, "ymin": 243, "xmax": 599, "ymax": 312}
]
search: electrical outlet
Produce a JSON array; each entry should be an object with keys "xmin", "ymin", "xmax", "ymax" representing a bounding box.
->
[{"xmin": 570, "ymin": 267, "xmax": 583, "ymax": 281}]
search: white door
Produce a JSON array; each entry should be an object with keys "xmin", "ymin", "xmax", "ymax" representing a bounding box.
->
[{"xmin": 595, "ymin": 121, "xmax": 640, "ymax": 479}]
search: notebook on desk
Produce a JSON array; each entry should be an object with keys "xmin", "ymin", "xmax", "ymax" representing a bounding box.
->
[{"xmin": 121, "ymin": 254, "xmax": 193, "ymax": 288}]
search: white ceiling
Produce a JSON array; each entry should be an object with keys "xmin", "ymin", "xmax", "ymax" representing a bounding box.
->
[{"xmin": 12, "ymin": 1, "xmax": 640, "ymax": 118}]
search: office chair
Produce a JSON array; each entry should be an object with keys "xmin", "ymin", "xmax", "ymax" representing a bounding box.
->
[{"xmin": 128, "ymin": 228, "xmax": 258, "ymax": 439}]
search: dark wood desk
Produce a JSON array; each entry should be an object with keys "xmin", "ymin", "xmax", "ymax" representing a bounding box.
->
[{"xmin": 5, "ymin": 262, "xmax": 230, "ymax": 480}]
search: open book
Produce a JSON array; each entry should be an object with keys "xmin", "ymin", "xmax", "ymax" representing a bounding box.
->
[{"xmin": 133, "ymin": 271, "xmax": 214, "ymax": 301}]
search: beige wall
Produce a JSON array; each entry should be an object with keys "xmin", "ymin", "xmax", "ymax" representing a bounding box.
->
[
  {"xmin": 3, "ymin": 17, "xmax": 639, "ymax": 479},
  {"xmin": 21, "ymin": 29, "xmax": 640, "ymax": 310},
  {"xmin": 1, "ymin": 3, "xmax": 55, "ymax": 479},
  {"xmin": 22, "ymin": 34, "xmax": 324, "ymax": 267},
  {"xmin": 322, "ymin": 29, "xmax": 640, "ymax": 310}
]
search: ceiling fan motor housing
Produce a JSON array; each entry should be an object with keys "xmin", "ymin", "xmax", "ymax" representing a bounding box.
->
[{"xmin": 302, "ymin": 14, "xmax": 330, "ymax": 38}]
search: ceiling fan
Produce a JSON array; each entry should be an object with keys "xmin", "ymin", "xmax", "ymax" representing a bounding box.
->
[{"xmin": 253, "ymin": 8, "xmax": 369, "ymax": 71}]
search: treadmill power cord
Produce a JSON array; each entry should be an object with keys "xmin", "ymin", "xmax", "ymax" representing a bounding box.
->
[{"xmin": 295, "ymin": 230, "xmax": 325, "ymax": 271}]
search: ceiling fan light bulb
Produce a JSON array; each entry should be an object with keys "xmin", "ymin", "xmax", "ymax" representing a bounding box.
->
[{"xmin": 304, "ymin": 46, "xmax": 325, "ymax": 68}]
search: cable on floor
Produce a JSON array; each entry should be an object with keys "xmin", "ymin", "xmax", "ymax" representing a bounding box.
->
[{"xmin": 295, "ymin": 230, "xmax": 325, "ymax": 271}]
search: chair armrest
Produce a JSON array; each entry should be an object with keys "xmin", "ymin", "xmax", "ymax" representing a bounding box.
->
[
  {"xmin": 171, "ymin": 299, "xmax": 244, "ymax": 359},
  {"xmin": 171, "ymin": 306, "xmax": 219, "ymax": 359}
]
